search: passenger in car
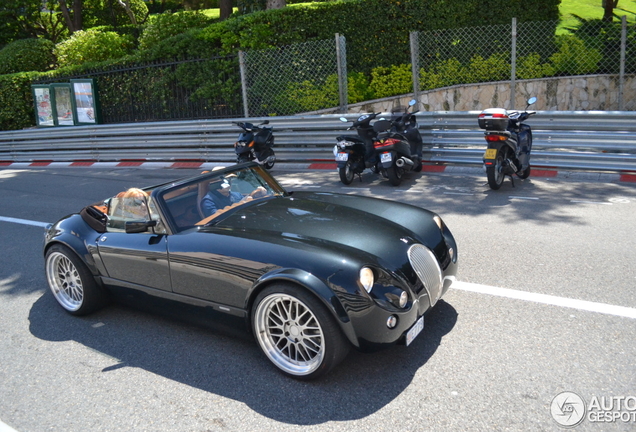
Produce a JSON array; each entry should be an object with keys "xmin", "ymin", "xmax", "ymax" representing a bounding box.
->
[{"xmin": 110, "ymin": 188, "xmax": 150, "ymax": 220}]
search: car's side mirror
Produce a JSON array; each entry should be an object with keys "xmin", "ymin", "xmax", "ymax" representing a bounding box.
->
[{"xmin": 125, "ymin": 220, "xmax": 157, "ymax": 234}]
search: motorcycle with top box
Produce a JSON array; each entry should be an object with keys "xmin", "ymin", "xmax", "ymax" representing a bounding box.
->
[{"xmin": 478, "ymin": 97, "xmax": 537, "ymax": 190}]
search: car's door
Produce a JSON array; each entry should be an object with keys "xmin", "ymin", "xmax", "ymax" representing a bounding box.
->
[
  {"xmin": 167, "ymin": 228, "xmax": 275, "ymax": 309},
  {"xmin": 97, "ymin": 193, "xmax": 171, "ymax": 292}
]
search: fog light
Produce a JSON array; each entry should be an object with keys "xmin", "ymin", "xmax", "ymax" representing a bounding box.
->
[
  {"xmin": 399, "ymin": 291, "xmax": 408, "ymax": 308},
  {"xmin": 387, "ymin": 315, "xmax": 397, "ymax": 329},
  {"xmin": 448, "ymin": 247, "xmax": 455, "ymax": 262}
]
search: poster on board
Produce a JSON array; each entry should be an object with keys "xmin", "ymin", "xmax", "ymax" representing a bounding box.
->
[
  {"xmin": 53, "ymin": 84, "xmax": 75, "ymax": 126},
  {"xmin": 71, "ymin": 79, "xmax": 99, "ymax": 124},
  {"xmin": 32, "ymin": 86, "xmax": 54, "ymax": 127}
]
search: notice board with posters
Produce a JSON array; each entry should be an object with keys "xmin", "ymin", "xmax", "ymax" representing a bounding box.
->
[{"xmin": 31, "ymin": 79, "xmax": 101, "ymax": 127}]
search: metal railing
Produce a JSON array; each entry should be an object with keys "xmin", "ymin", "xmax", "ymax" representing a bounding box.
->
[{"xmin": 1, "ymin": 111, "xmax": 635, "ymax": 172}]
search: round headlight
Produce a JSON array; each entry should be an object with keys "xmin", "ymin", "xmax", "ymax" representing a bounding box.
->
[
  {"xmin": 399, "ymin": 290, "xmax": 408, "ymax": 308},
  {"xmin": 359, "ymin": 267, "xmax": 375, "ymax": 293}
]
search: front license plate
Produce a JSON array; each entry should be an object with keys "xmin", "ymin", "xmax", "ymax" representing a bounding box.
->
[
  {"xmin": 484, "ymin": 148, "xmax": 497, "ymax": 159},
  {"xmin": 336, "ymin": 152, "xmax": 348, "ymax": 161},
  {"xmin": 406, "ymin": 316, "xmax": 424, "ymax": 346},
  {"xmin": 380, "ymin": 152, "xmax": 392, "ymax": 163}
]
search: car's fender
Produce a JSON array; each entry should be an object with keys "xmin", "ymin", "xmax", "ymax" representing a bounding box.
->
[
  {"xmin": 247, "ymin": 268, "xmax": 360, "ymax": 348},
  {"xmin": 44, "ymin": 214, "xmax": 104, "ymax": 277}
]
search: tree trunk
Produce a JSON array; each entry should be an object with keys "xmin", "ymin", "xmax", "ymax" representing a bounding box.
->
[
  {"xmin": 219, "ymin": 0, "xmax": 233, "ymax": 20},
  {"xmin": 266, "ymin": 0, "xmax": 285, "ymax": 10},
  {"xmin": 73, "ymin": 0, "xmax": 83, "ymax": 31},
  {"xmin": 58, "ymin": 0, "xmax": 76, "ymax": 33},
  {"xmin": 602, "ymin": 0, "xmax": 614, "ymax": 22}
]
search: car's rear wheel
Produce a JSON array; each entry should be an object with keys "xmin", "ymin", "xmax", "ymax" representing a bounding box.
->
[
  {"xmin": 252, "ymin": 284, "xmax": 349, "ymax": 380},
  {"xmin": 45, "ymin": 244, "xmax": 108, "ymax": 315}
]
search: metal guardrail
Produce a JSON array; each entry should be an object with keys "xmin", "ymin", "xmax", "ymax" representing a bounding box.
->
[{"xmin": 1, "ymin": 111, "xmax": 635, "ymax": 172}]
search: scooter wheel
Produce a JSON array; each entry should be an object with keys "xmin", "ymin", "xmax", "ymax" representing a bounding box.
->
[
  {"xmin": 486, "ymin": 148, "xmax": 506, "ymax": 190},
  {"xmin": 387, "ymin": 164, "xmax": 403, "ymax": 186},
  {"xmin": 339, "ymin": 161, "xmax": 354, "ymax": 185},
  {"xmin": 516, "ymin": 166, "xmax": 531, "ymax": 179}
]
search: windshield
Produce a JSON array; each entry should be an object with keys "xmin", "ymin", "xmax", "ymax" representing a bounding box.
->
[{"xmin": 156, "ymin": 164, "xmax": 287, "ymax": 232}]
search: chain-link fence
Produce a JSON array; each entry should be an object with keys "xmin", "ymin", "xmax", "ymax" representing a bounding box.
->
[
  {"xmin": 30, "ymin": 18, "xmax": 636, "ymax": 125},
  {"xmin": 412, "ymin": 17, "xmax": 635, "ymax": 109},
  {"xmin": 240, "ymin": 35, "xmax": 347, "ymax": 117}
]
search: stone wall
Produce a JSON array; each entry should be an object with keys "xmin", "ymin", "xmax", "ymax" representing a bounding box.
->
[{"xmin": 313, "ymin": 74, "xmax": 636, "ymax": 114}]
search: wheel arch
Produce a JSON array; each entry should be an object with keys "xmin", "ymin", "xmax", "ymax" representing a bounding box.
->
[
  {"xmin": 44, "ymin": 221, "xmax": 102, "ymax": 278},
  {"xmin": 245, "ymin": 268, "xmax": 359, "ymax": 349}
]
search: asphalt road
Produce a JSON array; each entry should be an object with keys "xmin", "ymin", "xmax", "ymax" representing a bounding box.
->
[{"xmin": 0, "ymin": 166, "xmax": 635, "ymax": 432}]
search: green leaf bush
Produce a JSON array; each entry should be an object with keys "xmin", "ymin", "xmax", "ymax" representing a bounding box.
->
[
  {"xmin": 54, "ymin": 29, "xmax": 136, "ymax": 68},
  {"xmin": 0, "ymin": 39, "xmax": 55, "ymax": 75}
]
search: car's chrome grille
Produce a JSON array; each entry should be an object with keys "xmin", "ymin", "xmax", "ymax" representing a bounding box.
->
[{"xmin": 407, "ymin": 244, "xmax": 443, "ymax": 307}]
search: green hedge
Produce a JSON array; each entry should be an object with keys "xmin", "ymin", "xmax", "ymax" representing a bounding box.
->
[{"xmin": 0, "ymin": 72, "xmax": 40, "ymax": 131}]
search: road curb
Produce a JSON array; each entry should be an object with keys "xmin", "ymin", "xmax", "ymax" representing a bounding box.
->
[{"xmin": 1, "ymin": 160, "xmax": 635, "ymax": 183}]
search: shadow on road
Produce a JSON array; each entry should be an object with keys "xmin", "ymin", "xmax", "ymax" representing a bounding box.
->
[{"xmin": 28, "ymin": 291, "xmax": 457, "ymax": 424}]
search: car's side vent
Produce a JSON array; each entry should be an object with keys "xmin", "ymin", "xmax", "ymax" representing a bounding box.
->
[{"xmin": 407, "ymin": 244, "xmax": 443, "ymax": 307}]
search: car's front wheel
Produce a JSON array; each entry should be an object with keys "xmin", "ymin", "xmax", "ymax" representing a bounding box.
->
[
  {"xmin": 45, "ymin": 244, "xmax": 108, "ymax": 315},
  {"xmin": 252, "ymin": 284, "xmax": 349, "ymax": 380}
]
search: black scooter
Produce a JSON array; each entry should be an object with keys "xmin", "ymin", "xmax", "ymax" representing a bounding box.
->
[
  {"xmin": 479, "ymin": 96, "xmax": 537, "ymax": 190},
  {"xmin": 233, "ymin": 120, "xmax": 276, "ymax": 169},
  {"xmin": 333, "ymin": 112, "xmax": 380, "ymax": 184},
  {"xmin": 372, "ymin": 100, "xmax": 423, "ymax": 186}
]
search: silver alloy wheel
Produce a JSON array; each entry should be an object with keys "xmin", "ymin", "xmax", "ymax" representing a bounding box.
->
[
  {"xmin": 46, "ymin": 251, "xmax": 84, "ymax": 312},
  {"xmin": 254, "ymin": 293, "xmax": 325, "ymax": 376}
]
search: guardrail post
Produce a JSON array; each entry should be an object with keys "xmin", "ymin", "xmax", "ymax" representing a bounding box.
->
[
  {"xmin": 410, "ymin": 31, "xmax": 420, "ymax": 109},
  {"xmin": 510, "ymin": 18, "xmax": 517, "ymax": 109},
  {"xmin": 238, "ymin": 51, "xmax": 250, "ymax": 118}
]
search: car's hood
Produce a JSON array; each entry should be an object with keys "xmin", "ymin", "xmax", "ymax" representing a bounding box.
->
[{"xmin": 214, "ymin": 192, "xmax": 444, "ymax": 262}]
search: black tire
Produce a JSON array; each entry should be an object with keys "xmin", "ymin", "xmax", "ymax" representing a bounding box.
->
[
  {"xmin": 264, "ymin": 150, "xmax": 276, "ymax": 170},
  {"xmin": 486, "ymin": 147, "xmax": 506, "ymax": 190},
  {"xmin": 517, "ymin": 166, "xmax": 531, "ymax": 179},
  {"xmin": 252, "ymin": 283, "xmax": 350, "ymax": 380},
  {"xmin": 44, "ymin": 244, "xmax": 108, "ymax": 316},
  {"xmin": 338, "ymin": 160, "xmax": 354, "ymax": 185},
  {"xmin": 387, "ymin": 163, "xmax": 403, "ymax": 186}
]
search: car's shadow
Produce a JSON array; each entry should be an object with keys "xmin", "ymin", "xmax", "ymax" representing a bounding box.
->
[{"xmin": 29, "ymin": 291, "xmax": 457, "ymax": 424}]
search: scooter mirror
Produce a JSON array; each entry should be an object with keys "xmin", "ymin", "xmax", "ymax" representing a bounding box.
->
[
  {"xmin": 408, "ymin": 99, "xmax": 417, "ymax": 106},
  {"xmin": 262, "ymin": 120, "xmax": 270, "ymax": 125},
  {"xmin": 339, "ymin": 117, "xmax": 348, "ymax": 122},
  {"xmin": 527, "ymin": 96, "xmax": 537, "ymax": 105}
]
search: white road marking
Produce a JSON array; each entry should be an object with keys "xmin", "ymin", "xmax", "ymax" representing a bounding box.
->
[
  {"xmin": 0, "ymin": 216, "xmax": 49, "ymax": 228},
  {"xmin": 509, "ymin": 196, "xmax": 539, "ymax": 200},
  {"xmin": 570, "ymin": 200, "xmax": 612, "ymax": 205},
  {"xmin": 452, "ymin": 281, "xmax": 636, "ymax": 319},
  {"xmin": 3, "ymin": 215, "xmax": 635, "ymax": 320}
]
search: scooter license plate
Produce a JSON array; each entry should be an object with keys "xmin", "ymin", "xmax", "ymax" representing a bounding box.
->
[
  {"xmin": 336, "ymin": 152, "xmax": 348, "ymax": 161},
  {"xmin": 406, "ymin": 316, "xmax": 424, "ymax": 346},
  {"xmin": 484, "ymin": 148, "xmax": 497, "ymax": 159},
  {"xmin": 380, "ymin": 152, "xmax": 392, "ymax": 163}
]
